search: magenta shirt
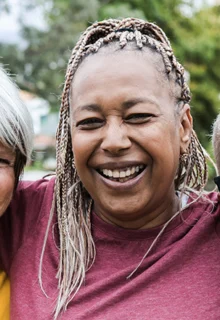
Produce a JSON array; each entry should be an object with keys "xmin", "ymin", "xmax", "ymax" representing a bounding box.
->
[{"xmin": 0, "ymin": 178, "xmax": 220, "ymax": 319}]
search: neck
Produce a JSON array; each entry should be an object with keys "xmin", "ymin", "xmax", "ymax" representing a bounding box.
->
[{"xmin": 94, "ymin": 193, "xmax": 180, "ymax": 230}]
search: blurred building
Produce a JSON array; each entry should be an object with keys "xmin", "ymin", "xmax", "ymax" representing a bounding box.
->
[{"xmin": 19, "ymin": 90, "xmax": 58, "ymax": 169}]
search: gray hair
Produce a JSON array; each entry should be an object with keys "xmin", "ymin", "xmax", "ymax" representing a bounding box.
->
[
  {"xmin": 0, "ymin": 65, "xmax": 34, "ymax": 182},
  {"xmin": 212, "ymin": 114, "xmax": 220, "ymax": 174}
]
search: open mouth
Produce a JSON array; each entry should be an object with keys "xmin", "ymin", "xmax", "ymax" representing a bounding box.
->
[{"xmin": 97, "ymin": 165, "xmax": 146, "ymax": 183}]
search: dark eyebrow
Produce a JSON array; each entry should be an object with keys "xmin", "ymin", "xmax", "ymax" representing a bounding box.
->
[
  {"xmin": 73, "ymin": 104, "xmax": 101, "ymax": 116},
  {"xmin": 73, "ymin": 97, "xmax": 160, "ymax": 116},
  {"xmin": 122, "ymin": 98, "xmax": 160, "ymax": 110}
]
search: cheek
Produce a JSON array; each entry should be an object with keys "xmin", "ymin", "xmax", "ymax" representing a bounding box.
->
[
  {"xmin": 71, "ymin": 132, "xmax": 96, "ymax": 172},
  {"xmin": 132, "ymin": 122, "xmax": 180, "ymax": 176},
  {"xmin": 132, "ymin": 120, "xmax": 179, "ymax": 152}
]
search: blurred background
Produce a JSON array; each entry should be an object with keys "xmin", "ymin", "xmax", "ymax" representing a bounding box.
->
[{"xmin": 0, "ymin": 0, "xmax": 220, "ymax": 183}]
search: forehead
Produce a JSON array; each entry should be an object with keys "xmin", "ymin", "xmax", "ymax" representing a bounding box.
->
[
  {"xmin": 73, "ymin": 47, "xmax": 166, "ymax": 85},
  {"xmin": 70, "ymin": 48, "xmax": 174, "ymax": 113}
]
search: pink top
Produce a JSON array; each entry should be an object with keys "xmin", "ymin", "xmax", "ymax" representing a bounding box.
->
[{"xmin": 0, "ymin": 178, "xmax": 220, "ymax": 319}]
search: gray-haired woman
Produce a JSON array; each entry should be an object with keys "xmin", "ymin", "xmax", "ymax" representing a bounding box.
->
[
  {"xmin": 0, "ymin": 18, "xmax": 219, "ymax": 320},
  {"xmin": 0, "ymin": 65, "xmax": 33, "ymax": 319}
]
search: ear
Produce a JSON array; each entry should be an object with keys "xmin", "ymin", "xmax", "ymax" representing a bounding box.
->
[{"xmin": 179, "ymin": 104, "xmax": 193, "ymax": 154}]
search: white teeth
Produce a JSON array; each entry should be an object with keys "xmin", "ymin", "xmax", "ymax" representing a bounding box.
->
[
  {"xmin": 131, "ymin": 167, "xmax": 135, "ymax": 174},
  {"xmin": 108, "ymin": 170, "xmax": 113, "ymax": 177},
  {"xmin": 113, "ymin": 170, "xmax": 120, "ymax": 178},
  {"xmin": 119, "ymin": 171, "xmax": 126, "ymax": 178},
  {"xmin": 126, "ymin": 169, "xmax": 131, "ymax": 177},
  {"xmin": 100, "ymin": 165, "xmax": 144, "ymax": 179},
  {"xmin": 103, "ymin": 169, "xmax": 108, "ymax": 176}
]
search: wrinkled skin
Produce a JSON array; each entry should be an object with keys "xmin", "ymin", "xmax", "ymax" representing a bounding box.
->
[{"xmin": 70, "ymin": 49, "xmax": 192, "ymax": 229}]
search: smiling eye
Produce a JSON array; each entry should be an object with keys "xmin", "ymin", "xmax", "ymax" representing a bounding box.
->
[
  {"xmin": 125, "ymin": 113, "xmax": 153, "ymax": 124},
  {"xmin": 76, "ymin": 118, "xmax": 104, "ymax": 130},
  {"xmin": 0, "ymin": 158, "xmax": 11, "ymax": 169}
]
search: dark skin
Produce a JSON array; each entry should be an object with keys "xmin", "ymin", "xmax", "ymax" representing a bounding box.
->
[{"xmin": 70, "ymin": 49, "xmax": 192, "ymax": 229}]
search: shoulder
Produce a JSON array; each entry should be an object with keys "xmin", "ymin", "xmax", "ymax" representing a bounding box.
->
[
  {"xmin": 188, "ymin": 191, "xmax": 220, "ymax": 217},
  {"xmin": 11, "ymin": 176, "xmax": 55, "ymax": 219},
  {"xmin": 0, "ymin": 177, "xmax": 56, "ymax": 268},
  {"xmin": 206, "ymin": 191, "xmax": 220, "ymax": 217},
  {"xmin": 16, "ymin": 176, "xmax": 55, "ymax": 197},
  {"xmin": 3, "ymin": 177, "xmax": 55, "ymax": 236},
  {"xmin": 201, "ymin": 191, "xmax": 219, "ymax": 207},
  {"xmin": 15, "ymin": 176, "xmax": 55, "ymax": 201}
]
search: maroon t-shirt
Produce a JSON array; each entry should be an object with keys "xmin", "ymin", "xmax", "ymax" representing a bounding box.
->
[{"xmin": 0, "ymin": 178, "xmax": 220, "ymax": 319}]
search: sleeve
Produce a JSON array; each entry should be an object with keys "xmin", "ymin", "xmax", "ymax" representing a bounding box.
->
[{"xmin": 0, "ymin": 177, "xmax": 55, "ymax": 272}]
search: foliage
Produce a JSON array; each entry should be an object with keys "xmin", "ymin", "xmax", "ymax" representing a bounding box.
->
[
  {"xmin": 99, "ymin": 2, "xmax": 145, "ymax": 20},
  {"xmin": 1, "ymin": 0, "xmax": 100, "ymax": 109},
  {"xmin": 0, "ymin": 0, "xmax": 219, "ymax": 149},
  {"xmin": 0, "ymin": 0, "xmax": 9, "ymax": 12},
  {"xmin": 172, "ymin": 5, "xmax": 220, "ymax": 147}
]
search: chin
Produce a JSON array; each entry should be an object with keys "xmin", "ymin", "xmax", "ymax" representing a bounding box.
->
[{"xmin": 97, "ymin": 199, "xmax": 146, "ymax": 221}]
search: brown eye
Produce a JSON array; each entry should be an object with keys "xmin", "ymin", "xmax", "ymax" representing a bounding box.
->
[
  {"xmin": 0, "ymin": 158, "xmax": 11, "ymax": 168},
  {"xmin": 125, "ymin": 113, "xmax": 153, "ymax": 124},
  {"xmin": 76, "ymin": 118, "xmax": 105, "ymax": 130}
]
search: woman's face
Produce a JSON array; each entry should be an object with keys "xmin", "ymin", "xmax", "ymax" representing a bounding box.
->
[
  {"xmin": 70, "ymin": 50, "xmax": 192, "ymax": 229},
  {"xmin": 0, "ymin": 141, "xmax": 15, "ymax": 217}
]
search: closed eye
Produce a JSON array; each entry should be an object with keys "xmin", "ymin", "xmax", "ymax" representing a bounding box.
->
[
  {"xmin": 76, "ymin": 118, "xmax": 105, "ymax": 130},
  {"xmin": 0, "ymin": 158, "xmax": 12, "ymax": 168},
  {"xmin": 124, "ymin": 113, "xmax": 154, "ymax": 124}
]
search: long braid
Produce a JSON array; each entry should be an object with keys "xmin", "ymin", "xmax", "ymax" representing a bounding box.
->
[{"xmin": 39, "ymin": 18, "xmax": 209, "ymax": 319}]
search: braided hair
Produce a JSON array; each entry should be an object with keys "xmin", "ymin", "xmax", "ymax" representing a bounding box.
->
[{"xmin": 40, "ymin": 18, "xmax": 208, "ymax": 318}]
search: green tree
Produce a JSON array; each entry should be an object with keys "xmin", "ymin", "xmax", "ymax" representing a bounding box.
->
[
  {"xmin": 0, "ymin": 0, "xmax": 219, "ymax": 149},
  {"xmin": 173, "ymin": 5, "xmax": 220, "ymax": 147},
  {"xmin": 1, "ymin": 0, "xmax": 100, "ymax": 109},
  {"xmin": 0, "ymin": 0, "xmax": 193, "ymax": 109}
]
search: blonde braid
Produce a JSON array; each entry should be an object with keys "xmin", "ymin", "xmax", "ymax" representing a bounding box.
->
[
  {"xmin": 175, "ymin": 130, "xmax": 208, "ymax": 191},
  {"xmin": 39, "ymin": 18, "xmax": 209, "ymax": 319}
]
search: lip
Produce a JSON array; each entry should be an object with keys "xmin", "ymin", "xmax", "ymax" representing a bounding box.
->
[
  {"xmin": 96, "ymin": 161, "xmax": 145, "ymax": 170},
  {"xmin": 96, "ymin": 166, "xmax": 147, "ymax": 191}
]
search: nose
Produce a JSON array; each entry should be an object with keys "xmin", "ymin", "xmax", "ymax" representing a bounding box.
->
[{"xmin": 100, "ymin": 120, "xmax": 131, "ymax": 154}]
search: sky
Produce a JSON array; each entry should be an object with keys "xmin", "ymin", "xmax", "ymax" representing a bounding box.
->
[
  {"xmin": 0, "ymin": 0, "xmax": 45, "ymax": 45},
  {"xmin": 0, "ymin": 0, "xmax": 216, "ymax": 45}
]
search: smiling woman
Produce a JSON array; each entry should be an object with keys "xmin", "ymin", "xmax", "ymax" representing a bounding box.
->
[
  {"xmin": 0, "ymin": 18, "xmax": 219, "ymax": 320},
  {"xmin": 0, "ymin": 66, "xmax": 33, "ymax": 319},
  {"xmin": 70, "ymin": 48, "xmax": 192, "ymax": 229}
]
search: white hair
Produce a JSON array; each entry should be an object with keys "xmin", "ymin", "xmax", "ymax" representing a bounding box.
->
[
  {"xmin": 0, "ymin": 65, "xmax": 34, "ymax": 162},
  {"xmin": 212, "ymin": 114, "xmax": 220, "ymax": 174}
]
